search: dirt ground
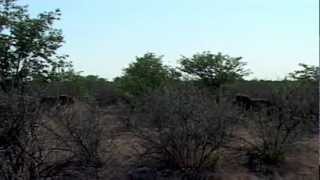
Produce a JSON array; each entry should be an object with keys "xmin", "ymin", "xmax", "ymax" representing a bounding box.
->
[{"xmin": 101, "ymin": 109, "xmax": 319, "ymax": 180}]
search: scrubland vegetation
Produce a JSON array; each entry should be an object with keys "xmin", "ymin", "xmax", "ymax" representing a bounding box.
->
[{"xmin": 0, "ymin": 1, "xmax": 319, "ymax": 180}]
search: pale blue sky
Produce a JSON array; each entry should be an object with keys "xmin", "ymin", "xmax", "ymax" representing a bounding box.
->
[{"xmin": 20, "ymin": 0, "xmax": 319, "ymax": 80}]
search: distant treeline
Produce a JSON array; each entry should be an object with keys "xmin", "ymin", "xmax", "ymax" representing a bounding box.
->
[{"xmin": 0, "ymin": 0, "xmax": 318, "ymax": 97}]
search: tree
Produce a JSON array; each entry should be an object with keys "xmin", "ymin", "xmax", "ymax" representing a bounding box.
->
[
  {"xmin": 179, "ymin": 51, "xmax": 250, "ymax": 88},
  {"xmin": 288, "ymin": 63, "xmax": 319, "ymax": 82},
  {"xmin": 0, "ymin": 0, "xmax": 71, "ymax": 94},
  {"xmin": 114, "ymin": 52, "xmax": 180, "ymax": 96}
]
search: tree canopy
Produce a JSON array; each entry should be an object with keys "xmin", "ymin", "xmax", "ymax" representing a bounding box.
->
[
  {"xmin": 0, "ymin": 0, "xmax": 71, "ymax": 93},
  {"xmin": 288, "ymin": 63, "xmax": 319, "ymax": 82},
  {"xmin": 179, "ymin": 51, "xmax": 250, "ymax": 88},
  {"xmin": 114, "ymin": 53, "xmax": 180, "ymax": 96}
]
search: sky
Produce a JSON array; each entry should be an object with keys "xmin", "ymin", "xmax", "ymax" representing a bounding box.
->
[{"xmin": 19, "ymin": 0, "xmax": 319, "ymax": 80}]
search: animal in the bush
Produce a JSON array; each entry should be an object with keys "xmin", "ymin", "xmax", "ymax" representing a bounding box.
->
[
  {"xmin": 234, "ymin": 94, "xmax": 253, "ymax": 110},
  {"xmin": 127, "ymin": 167, "xmax": 157, "ymax": 180},
  {"xmin": 58, "ymin": 95, "xmax": 75, "ymax": 105},
  {"xmin": 40, "ymin": 96, "xmax": 57, "ymax": 106},
  {"xmin": 40, "ymin": 95, "xmax": 75, "ymax": 106},
  {"xmin": 251, "ymin": 98, "xmax": 272, "ymax": 109},
  {"xmin": 234, "ymin": 94, "xmax": 272, "ymax": 111}
]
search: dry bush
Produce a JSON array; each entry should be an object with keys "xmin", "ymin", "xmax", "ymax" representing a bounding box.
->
[
  {"xmin": 0, "ymin": 95, "xmax": 44, "ymax": 180},
  {"xmin": 131, "ymin": 85, "xmax": 239, "ymax": 178},
  {"xmin": 37, "ymin": 101, "xmax": 114, "ymax": 179},
  {"xmin": 0, "ymin": 95, "xmax": 113, "ymax": 180},
  {"xmin": 239, "ymin": 86, "xmax": 317, "ymax": 174},
  {"xmin": 93, "ymin": 85, "xmax": 130, "ymax": 107}
]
